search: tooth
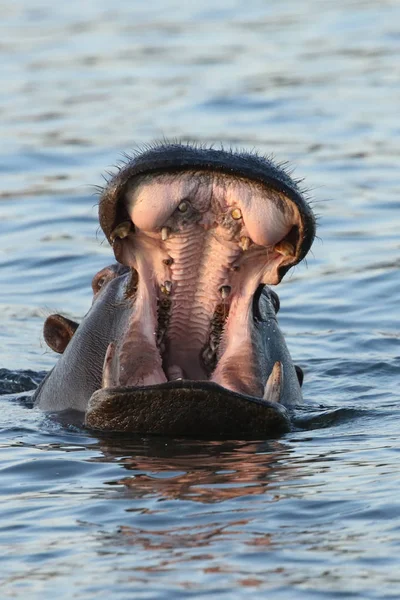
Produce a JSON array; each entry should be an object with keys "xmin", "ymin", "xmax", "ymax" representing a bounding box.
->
[
  {"xmin": 263, "ymin": 361, "xmax": 282, "ymax": 403},
  {"xmin": 161, "ymin": 280, "xmax": 172, "ymax": 295},
  {"xmin": 102, "ymin": 342, "xmax": 118, "ymax": 388},
  {"xmin": 275, "ymin": 241, "xmax": 295, "ymax": 257},
  {"xmin": 167, "ymin": 365, "xmax": 184, "ymax": 381},
  {"xmin": 161, "ymin": 227, "xmax": 170, "ymax": 241},
  {"xmin": 231, "ymin": 208, "xmax": 242, "ymax": 220},
  {"xmin": 220, "ymin": 285, "xmax": 231, "ymax": 299},
  {"xmin": 177, "ymin": 201, "xmax": 189, "ymax": 213},
  {"xmin": 110, "ymin": 221, "xmax": 132, "ymax": 243},
  {"xmin": 239, "ymin": 236, "xmax": 251, "ymax": 251}
]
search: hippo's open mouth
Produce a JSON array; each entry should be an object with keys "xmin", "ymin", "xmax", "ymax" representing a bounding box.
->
[{"xmin": 82, "ymin": 144, "xmax": 315, "ymax": 436}]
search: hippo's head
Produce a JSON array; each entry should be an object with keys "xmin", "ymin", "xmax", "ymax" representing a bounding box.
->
[{"xmin": 35, "ymin": 143, "xmax": 315, "ymax": 438}]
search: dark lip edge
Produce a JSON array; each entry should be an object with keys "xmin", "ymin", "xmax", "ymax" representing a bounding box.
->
[
  {"xmin": 86, "ymin": 379, "xmax": 291, "ymax": 439},
  {"xmin": 90, "ymin": 379, "xmax": 285, "ymax": 411}
]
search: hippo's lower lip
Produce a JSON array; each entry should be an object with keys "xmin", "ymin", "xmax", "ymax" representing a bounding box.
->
[{"xmin": 85, "ymin": 380, "xmax": 291, "ymax": 437}]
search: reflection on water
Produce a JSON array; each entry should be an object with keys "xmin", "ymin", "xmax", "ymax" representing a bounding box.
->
[
  {"xmin": 1, "ymin": 0, "xmax": 400, "ymax": 597},
  {"xmin": 3, "ymin": 423, "xmax": 400, "ymax": 598},
  {"xmin": 96, "ymin": 438, "xmax": 295, "ymax": 503}
]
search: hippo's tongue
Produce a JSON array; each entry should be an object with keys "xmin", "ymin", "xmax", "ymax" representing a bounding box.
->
[{"xmin": 101, "ymin": 170, "xmax": 303, "ymax": 397}]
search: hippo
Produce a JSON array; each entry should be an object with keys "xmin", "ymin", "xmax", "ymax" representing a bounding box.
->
[{"xmin": 34, "ymin": 143, "xmax": 315, "ymax": 437}]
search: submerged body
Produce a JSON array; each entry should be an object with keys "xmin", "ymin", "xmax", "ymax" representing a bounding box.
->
[{"xmin": 34, "ymin": 143, "xmax": 316, "ymax": 437}]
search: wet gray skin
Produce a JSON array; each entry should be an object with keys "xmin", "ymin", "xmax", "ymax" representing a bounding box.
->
[{"xmin": 34, "ymin": 143, "xmax": 316, "ymax": 437}]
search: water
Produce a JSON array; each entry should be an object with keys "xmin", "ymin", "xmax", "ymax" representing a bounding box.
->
[{"xmin": 1, "ymin": 0, "xmax": 399, "ymax": 597}]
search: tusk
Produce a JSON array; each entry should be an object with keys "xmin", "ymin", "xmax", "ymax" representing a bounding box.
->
[
  {"xmin": 110, "ymin": 221, "xmax": 132, "ymax": 243},
  {"xmin": 275, "ymin": 240, "xmax": 295, "ymax": 257},
  {"xmin": 263, "ymin": 361, "xmax": 283, "ymax": 403},
  {"xmin": 102, "ymin": 342, "xmax": 118, "ymax": 388}
]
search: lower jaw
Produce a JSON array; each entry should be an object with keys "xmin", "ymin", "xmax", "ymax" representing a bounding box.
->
[{"xmin": 84, "ymin": 379, "xmax": 290, "ymax": 438}]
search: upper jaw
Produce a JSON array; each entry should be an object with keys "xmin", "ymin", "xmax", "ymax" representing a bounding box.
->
[
  {"xmin": 94, "ymin": 144, "xmax": 315, "ymax": 419},
  {"xmin": 99, "ymin": 143, "xmax": 316, "ymax": 278}
]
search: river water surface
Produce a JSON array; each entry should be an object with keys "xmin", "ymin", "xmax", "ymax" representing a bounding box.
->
[{"xmin": 1, "ymin": 0, "xmax": 399, "ymax": 598}]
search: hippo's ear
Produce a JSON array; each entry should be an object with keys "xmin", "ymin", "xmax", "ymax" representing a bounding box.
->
[{"xmin": 43, "ymin": 314, "xmax": 79, "ymax": 354}]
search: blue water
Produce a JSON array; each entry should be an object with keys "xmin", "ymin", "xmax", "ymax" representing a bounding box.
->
[{"xmin": 1, "ymin": 0, "xmax": 399, "ymax": 597}]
